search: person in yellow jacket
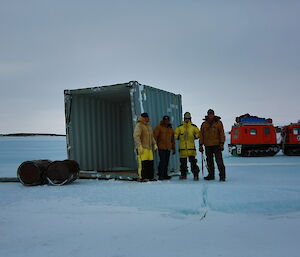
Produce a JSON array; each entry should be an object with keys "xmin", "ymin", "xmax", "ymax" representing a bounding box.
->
[
  {"xmin": 133, "ymin": 112, "xmax": 158, "ymax": 181},
  {"xmin": 174, "ymin": 112, "xmax": 200, "ymax": 180}
]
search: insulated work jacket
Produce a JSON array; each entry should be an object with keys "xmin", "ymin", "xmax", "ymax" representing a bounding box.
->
[
  {"xmin": 199, "ymin": 116, "xmax": 225, "ymax": 146},
  {"xmin": 174, "ymin": 121, "xmax": 200, "ymax": 158},
  {"xmin": 153, "ymin": 122, "xmax": 175, "ymax": 151},
  {"xmin": 133, "ymin": 117, "xmax": 156, "ymax": 150}
]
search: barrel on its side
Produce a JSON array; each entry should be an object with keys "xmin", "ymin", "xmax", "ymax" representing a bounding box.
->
[
  {"xmin": 46, "ymin": 160, "xmax": 80, "ymax": 185},
  {"xmin": 64, "ymin": 159, "xmax": 80, "ymax": 183},
  {"xmin": 17, "ymin": 160, "xmax": 52, "ymax": 186}
]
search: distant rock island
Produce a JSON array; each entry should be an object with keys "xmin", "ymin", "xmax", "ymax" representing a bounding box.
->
[{"xmin": 0, "ymin": 133, "xmax": 66, "ymax": 137}]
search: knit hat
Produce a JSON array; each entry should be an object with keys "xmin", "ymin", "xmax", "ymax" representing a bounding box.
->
[
  {"xmin": 207, "ymin": 109, "xmax": 215, "ymax": 115},
  {"xmin": 141, "ymin": 112, "xmax": 149, "ymax": 118},
  {"xmin": 184, "ymin": 112, "xmax": 191, "ymax": 119}
]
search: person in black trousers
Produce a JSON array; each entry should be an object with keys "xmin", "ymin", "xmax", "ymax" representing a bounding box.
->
[
  {"xmin": 199, "ymin": 109, "xmax": 226, "ymax": 181},
  {"xmin": 153, "ymin": 115, "xmax": 175, "ymax": 180}
]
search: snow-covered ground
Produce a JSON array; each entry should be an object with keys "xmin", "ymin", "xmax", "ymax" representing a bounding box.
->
[{"xmin": 1, "ymin": 136, "xmax": 300, "ymax": 257}]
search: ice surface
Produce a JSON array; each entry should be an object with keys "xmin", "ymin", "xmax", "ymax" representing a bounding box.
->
[
  {"xmin": 0, "ymin": 136, "xmax": 300, "ymax": 257},
  {"xmin": 0, "ymin": 136, "xmax": 67, "ymax": 177}
]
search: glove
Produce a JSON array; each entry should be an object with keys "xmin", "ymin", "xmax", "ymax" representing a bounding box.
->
[
  {"xmin": 199, "ymin": 145, "xmax": 204, "ymax": 153},
  {"xmin": 172, "ymin": 149, "xmax": 176, "ymax": 155},
  {"xmin": 154, "ymin": 144, "xmax": 158, "ymax": 152},
  {"xmin": 220, "ymin": 143, "xmax": 224, "ymax": 151},
  {"xmin": 138, "ymin": 145, "xmax": 144, "ymax": 155}
]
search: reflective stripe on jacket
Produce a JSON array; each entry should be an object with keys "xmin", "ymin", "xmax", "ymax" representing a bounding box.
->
[{"xmin": 174, "ymin": 121, "xmax": 200, "ymax": 157}]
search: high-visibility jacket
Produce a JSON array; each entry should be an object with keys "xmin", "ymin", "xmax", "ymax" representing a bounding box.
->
[{"xmin": 174, "ymin": 121, "xmax": 200, "ymax": 158}]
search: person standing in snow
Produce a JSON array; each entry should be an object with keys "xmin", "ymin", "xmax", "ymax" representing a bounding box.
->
[
  {"xmin": 133, "ymin": 112, "xmax": 158, "ymax": 181},
  {"xmin": 174, "ymin": 112, "xmax": 200, "ymax": 180},
  {"xmin": 153, "ymin": 115, "xmax": 175, "ymax": 180},
  {"xmin": 199, "ymin": 109, "xmax": 226, "ymax": 181}
]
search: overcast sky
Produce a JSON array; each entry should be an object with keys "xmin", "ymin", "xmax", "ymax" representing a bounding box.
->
[{"xmin": 1, "ymin": 0, "xmax": 299, "ymax": 133}]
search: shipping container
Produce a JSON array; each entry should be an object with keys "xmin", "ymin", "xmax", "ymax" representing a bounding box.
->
[{"xmin": 64, "ymin": 81, "xmax": 182, "ymax": 179}]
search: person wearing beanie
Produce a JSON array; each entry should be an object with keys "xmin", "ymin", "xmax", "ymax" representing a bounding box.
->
[
  {"xmin": 133, "ymin": 112, "xmax": 158, "ymax": 181},
  {"xmin": 174, "ymin": 112, "xmax": 200, "ymax": 180},
  {"xmin": 153, "ymin": 115, "xmax": 175, "ymax": 180},
  {"xmin": 199, "ymin": 109, "xmax": 226, "ymax": 181}
]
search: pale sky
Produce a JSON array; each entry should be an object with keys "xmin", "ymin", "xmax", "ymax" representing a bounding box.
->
[{"xmin": 1, "ymin": 0, "xmax": 299, "ymax": 133}]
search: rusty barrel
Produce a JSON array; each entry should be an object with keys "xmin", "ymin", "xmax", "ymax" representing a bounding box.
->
[
  {"xmin": 46, "ymin": 159, "xmax": 80, "ymax": 185},
  {"xmin": 17, "ymin": 160, "xmax": 52, "ymax": 186}
]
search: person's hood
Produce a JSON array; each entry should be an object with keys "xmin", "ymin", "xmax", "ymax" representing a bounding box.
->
[
  {"xmin": 160, "ymin": 120, "xmax": 172, "ymax": 128},
  {"xmin": 137, "ymin": 116, "xmax": 148, "ymax": 124},
  {"xmin": 203, "ymin": 115, "xmax": 221, "ymax": 122},
  {"xmin": 181, "ymin": 120, "xmax": 192, "ymax": 125}
]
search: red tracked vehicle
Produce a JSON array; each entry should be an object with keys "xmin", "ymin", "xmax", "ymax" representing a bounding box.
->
[
  {"xmin": 281, "ymin": 121, "xmax": 300, "ymax": 156},
  {"xmin": 228, "ymin": 114, "xmax": 280, "ymax": 157}
]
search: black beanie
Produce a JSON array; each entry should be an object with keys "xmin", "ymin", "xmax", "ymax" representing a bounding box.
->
[
  {"xmin": 207, "ymin": 109, "xmax": 215, "ymax": 115},
  {"xmin": 141, "ymin": 112, "xmax": 149, "ymax": 118}
]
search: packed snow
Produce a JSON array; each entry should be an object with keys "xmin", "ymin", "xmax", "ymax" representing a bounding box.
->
[{"xmin": 1, "ymin": 136, "xmax": 300, "ymax": 257}]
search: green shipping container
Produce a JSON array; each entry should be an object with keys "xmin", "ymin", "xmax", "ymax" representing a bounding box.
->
[{"xmin": 64, "ymin": 81, "xmax": 182, "ymax": 179}]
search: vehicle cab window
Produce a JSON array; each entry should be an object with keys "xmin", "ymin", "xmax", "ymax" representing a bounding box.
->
[
  {"xmin": 293, "ymin": 128, "xmax": 300, "ymax": 135},
  {"xmin": 264, "ymin": 127, "xmax": 270, "ymax": 135}
]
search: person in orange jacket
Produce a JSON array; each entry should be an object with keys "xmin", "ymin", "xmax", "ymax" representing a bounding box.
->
[
  {"xmin": 199, "ymin": 109, "xmax": 226, "ymax": 181},
  {"xmin": 153, "ymin": 115, "xmax": 175, "ymax": 180}
]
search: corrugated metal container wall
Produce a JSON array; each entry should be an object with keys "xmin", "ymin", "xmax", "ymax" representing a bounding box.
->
[
  {"xmin": 64, "ymin": 81, "xmax": 182, "ymax": 176},
  {"xmin": 131, "ymin": 83, "xmax": 182, "ymax": 173}
]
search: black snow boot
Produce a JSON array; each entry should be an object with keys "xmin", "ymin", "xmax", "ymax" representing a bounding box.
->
[
  {"xmin": 204, "ymin": 175, "xmax": 215, "ymax": 181},
  {"xmin": 163, "ymin": 175, "xmax": 172, "ymax": 180},
  {"xmin": 179, "ymin": 174, "xmax": 187, "ymax": 180}
]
